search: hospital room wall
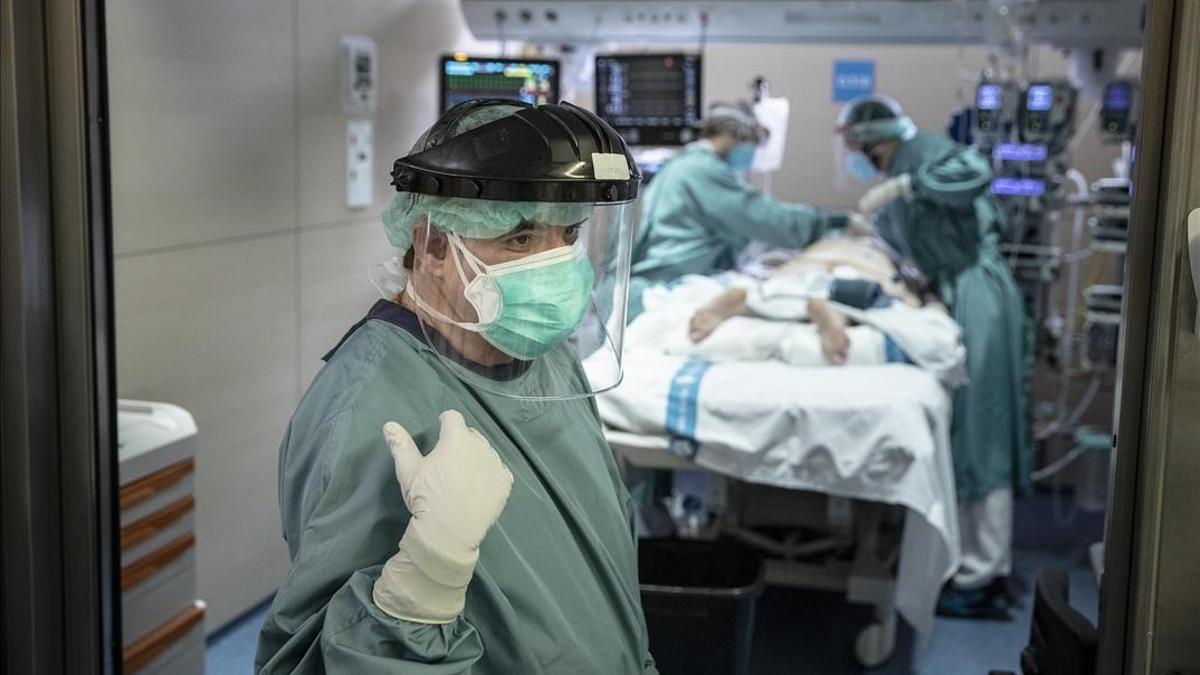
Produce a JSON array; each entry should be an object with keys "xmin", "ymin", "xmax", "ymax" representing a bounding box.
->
[{"xmin": 108, "ymin": 0, "xmax": 493, "ymax": 632}]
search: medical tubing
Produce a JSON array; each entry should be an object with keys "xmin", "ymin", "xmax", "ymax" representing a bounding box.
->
[
  {"xmin": 1063, "ymin": 168, "xmax": 1090, "ymax": 353},
  {"xmin": 1035, "ymin": 375, "xmax": 1101, "ymax": 441},
  {"xmin": 1048, "ymin": 169, "xmax": 1090, "ymax": 433},
  {"xmin": 1059, "ymin": 375, "xmax": 1102, "ymax": 433},
  {"xmin": 1032, "ymin": 441, "xmax": 1097, "ymax": 482}
]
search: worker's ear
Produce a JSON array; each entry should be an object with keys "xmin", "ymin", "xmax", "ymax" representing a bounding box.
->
[{"xmin": 410, "ymin": 222, "xmax": 448, "ymax": 275}]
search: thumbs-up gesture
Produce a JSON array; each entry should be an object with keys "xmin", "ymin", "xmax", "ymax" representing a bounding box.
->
[
  {"xmin": 385, "ymin": 410, "xmax": 513, "ymax": 549},
  {"xmin": 373, "ymin": 411, "xmax": 513, "ymax": 624}
]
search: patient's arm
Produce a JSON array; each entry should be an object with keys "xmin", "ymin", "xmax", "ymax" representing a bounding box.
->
[
  {"xmin": 689, "ymin": 287, "xmax": 748, "ymax": 343},
  {"xmin": 674, "ymin": 311, "xmax": 890, "ymax": 367},
  {"xmin": 689, "ymin": 289, "xmax": 852, "ymax": 366}
]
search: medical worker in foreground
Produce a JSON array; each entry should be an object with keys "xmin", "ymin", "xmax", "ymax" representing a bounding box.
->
[
  {"xmin": 256, "ymin": 99, "xmax": 657, "ymax": 673},
  {"xmin": 629, "ymin": 101, "xmax": 869, "ymax": 318},
  {"xmin": 836, "ymin": 94, "xmax": 1031, "ymax": 619}
]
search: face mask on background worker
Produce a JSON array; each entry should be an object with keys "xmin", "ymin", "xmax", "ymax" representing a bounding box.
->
[
  {"xmin": 704, "ymin": 102, "xmax": 764, "ymax": 174},
  {"xmin": 726, "ymin": 141, "xmax": 758, "ymax": 173},
  {"xmin": 847, "ymin": 150, "xmax": 879, "ymax": 181}
]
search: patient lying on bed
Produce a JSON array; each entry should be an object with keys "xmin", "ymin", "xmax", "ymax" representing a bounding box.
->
[
  {"xmin": 681, "ymin": 236, "xmax": 928, "ymax": 365},
  {"xmin": 645, "ymin": 236, "xmax": 963, "ymax": 381}
]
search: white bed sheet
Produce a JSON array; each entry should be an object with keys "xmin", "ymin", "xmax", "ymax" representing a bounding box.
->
[{"xmin": 591, "ymin": 353, "xmax": 961, "ymax": 636}]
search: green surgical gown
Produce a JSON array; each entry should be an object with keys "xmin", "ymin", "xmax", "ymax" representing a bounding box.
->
[
  {"xmin": 255, "ymin": 301, "xmax": 657, "ymax": 674},
  {"xmin": 629, "ymin": 142, "xmax": 849, "ymax": 317},
  {"xmin": 877, "ymin": 132, "xmax": 1032, "ymax": 500}
]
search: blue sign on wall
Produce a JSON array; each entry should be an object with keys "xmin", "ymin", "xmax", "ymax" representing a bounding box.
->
[{"xmin": 832, "ymin": 60, "xmax": 875, "ymax": 103}]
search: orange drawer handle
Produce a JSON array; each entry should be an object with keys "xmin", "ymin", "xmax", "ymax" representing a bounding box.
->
[
  {"xmin": 120, "ymin": 458, "xmax": 194, "ymax": 510},
  {"xmin": 121, "ymin": 533, "xmax": 194, "ymax": 591},
  {"xmin": 124, "ymin": 601, "xmax": 205, "ymax": 673},
  {"xmin": 120, "ymin": 496, "xmax": 194, "ymax": 551}
]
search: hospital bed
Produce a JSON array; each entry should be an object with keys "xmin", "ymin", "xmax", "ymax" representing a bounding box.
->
[{"xmin": 593, "ymin": 355, "xmax": 962, "ymax": 669}]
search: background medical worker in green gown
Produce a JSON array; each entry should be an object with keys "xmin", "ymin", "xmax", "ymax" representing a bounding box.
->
[
  {"xmin": 255, "ymin": 99, "xmax": 658, "ymax": 673},
  {"xmin": 629, "ymin": 101, "xmax": 870, "ymax": 318},
  {"xmin": 836, "ymin": 94, "xmax": 1031, "ymax": 619}
]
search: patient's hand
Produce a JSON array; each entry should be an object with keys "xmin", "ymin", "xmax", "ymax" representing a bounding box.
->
[
  {"xmin": 807, "ymin": 299, "xmax": 850, "ymax": 366},
  {"xmin": 688, "ymin": 287, "xmax": 748, "ymax": 343}
]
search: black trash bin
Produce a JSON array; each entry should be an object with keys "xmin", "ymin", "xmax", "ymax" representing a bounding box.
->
[{"xmin": 638, "ymin": 538, "xmax": 766, "ymax": 675}]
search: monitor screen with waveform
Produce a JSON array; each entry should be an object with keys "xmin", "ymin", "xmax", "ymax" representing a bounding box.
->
[
  {"xmin": 439, "ymin": 55, "xmax": 560, "ymax": 113},
  {"xmin": 595, "ymin": 53, "xmax": 702, "ymax": 146}
]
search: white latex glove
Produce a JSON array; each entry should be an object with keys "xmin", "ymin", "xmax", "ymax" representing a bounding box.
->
[
  {"xmin": 372, "ymin": 410, "xmax": 514, "ymax": 624},
  {"xmin": 845, "ymin": 212, "xmax": 879, "ymax": 238},
  {"xmin": 857, "ymin": 173, "xmax": 913, "ymax": 216}
]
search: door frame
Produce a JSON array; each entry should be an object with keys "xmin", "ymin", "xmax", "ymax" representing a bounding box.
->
[
  {"xmin": 1, "ymin": 0, "xmax": 120, "ymax": 672},
  {"xmin": 4, "ymin": 0, "xmax": 1199, "ymax": 672},
  {"xmin": 1099, "ymin": 0, "xmax": 1200, "ymax": 672}
]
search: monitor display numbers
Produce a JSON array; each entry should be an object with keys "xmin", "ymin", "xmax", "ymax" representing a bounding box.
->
[
  {"xmin": 1026, "ymin": 85, "xmax": 1054, "ymax": 112},
  {"xmin": 992, "ymin": 178, "xmax": 1047, "ymax": 197},
  {"xmin": 993, "ymin": 143, "xmax": 1049, "ymax": 162},
  {"xmin": 977, "ymin": 84, "xmax": 1003, "ymax": 111},
  {"xmin": 1100, "ymin": 80, "xmax": 1137, "ymax": 139},
  {"xmin": 1104, "ymin": 82, "xmax": 1132, "ymax": 111}
]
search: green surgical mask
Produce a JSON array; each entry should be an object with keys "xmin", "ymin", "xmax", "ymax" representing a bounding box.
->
[{"xmin": 409, "ymin": 232, "xmax": 595, "ymax": 360}]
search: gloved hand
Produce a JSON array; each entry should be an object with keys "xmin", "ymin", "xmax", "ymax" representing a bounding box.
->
[
  {"xmin": 845, "ymin": 212, "xmax": 879, "ymax": 238},
  {"xmin": 372, "ymin": 410, "xmax": 514, "ymax": 624},
  {"xmin": 857, "ymin": 173, "xmax": 913, "ymax": 216}
]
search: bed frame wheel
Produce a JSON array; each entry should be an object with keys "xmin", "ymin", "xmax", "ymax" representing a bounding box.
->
[{"xmin": 854, "ymin": 620, "xmax": 897, "ymax": 668}]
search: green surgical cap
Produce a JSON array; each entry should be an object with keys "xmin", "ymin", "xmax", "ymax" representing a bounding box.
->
[
  {"xmin": 702, "ymin": 101, "xmax": 761, "ymax": 143},
  {"xmin": 382, "ymin": 195, "xmax": 594, "ymax": 249},
  {"xmin": 383, "ymin": 103, "xmax": 593, "ymax": 251}
]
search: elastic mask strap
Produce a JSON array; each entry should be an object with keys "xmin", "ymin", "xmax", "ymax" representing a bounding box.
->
[
  {"xmin": 448, "ymin": 236, "xmax": 474, "ymax": 288},
  {"xmin": 447, "ymin": 232, "xmax": 489, "ymax": 283},
  {"xmin": 404, "ymin": 277, "xmax": 485, "ymax": 333}
]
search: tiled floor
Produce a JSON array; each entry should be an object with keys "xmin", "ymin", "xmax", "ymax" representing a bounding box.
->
[
  {"xmin": 205, "ymin": 598, "xmax": 271, "ymax": 675},
  {"xmin": 746, "ymin": 548, "xmax": 1098, "ymax": 674},
  {"xmin": 206, "ymin": 491, "xmax": 1103, "ymax": 674}
]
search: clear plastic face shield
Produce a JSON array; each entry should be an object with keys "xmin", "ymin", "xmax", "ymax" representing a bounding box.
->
[
  {"xmin": 833, "ymin": 131, "xmax": 878, "ymax": 192},
  {"xmin": 404, "ymin": 200, "xmax": 636, "ymax": 401},
  {"xmin": 832, "ymin": 95, "xmax": 915, "ymax": 191}
]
